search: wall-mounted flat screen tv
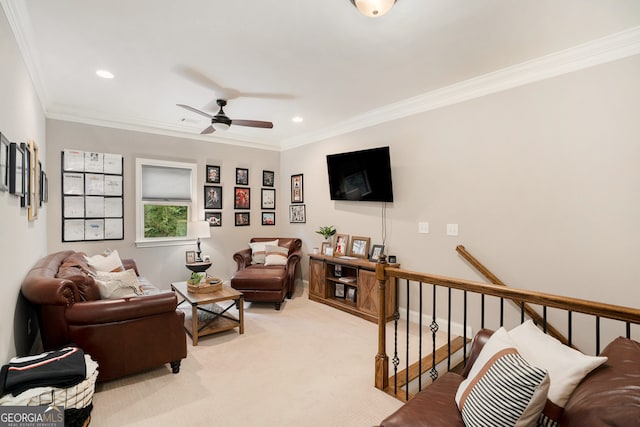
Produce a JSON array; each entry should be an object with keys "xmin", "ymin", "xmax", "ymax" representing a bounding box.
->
[{"xmin": 326, "ymin": 146, "xmax": 394, "ymax": 202}]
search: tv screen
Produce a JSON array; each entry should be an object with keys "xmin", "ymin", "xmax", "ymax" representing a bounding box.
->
[{"xmin": 326, "ymin": 146, "xmax": 394, "ymax": 202}]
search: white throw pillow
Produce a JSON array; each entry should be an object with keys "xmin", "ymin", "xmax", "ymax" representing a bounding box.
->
[
  {"xmin": 264, "ymin": 245, "xmax": 289, "ymax": 266},
  {"xmin": 508, "ymin": 320, "xmax": 608, "ymax": 425},
  {"xmin": 456, "ymin": 327, "xmax": 549, "ymax": 427},
  {"xmin": 248, "ymin": 240, "xmax": 279, "ymax": 264},
  {"xmin": 94, "ymin": 269, "xmax": 142, "ymax": 299},
  {"xmin": 85, "ymin": 249, "xmax": 124, "ymax": 272}
]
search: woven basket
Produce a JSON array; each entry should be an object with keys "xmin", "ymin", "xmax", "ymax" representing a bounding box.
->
[{"xmin": 187, "ymin": 277, "xmax": 222, "ymax": 293}]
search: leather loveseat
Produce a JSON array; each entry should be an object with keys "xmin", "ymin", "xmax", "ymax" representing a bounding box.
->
[
  {"xmin": 378, "ymin": 329, "xmax": 640, "ymax": 427},
  {"xmin": 20, "ymin": 250, "xmax": 187, "ymax": 382},
  {"xmin": 231, "ymin": 238, "xmax": 302, "ymax": 310}
]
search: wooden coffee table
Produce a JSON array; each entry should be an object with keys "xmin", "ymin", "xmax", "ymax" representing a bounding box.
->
[{"xmin": 171, "ymin": 281, "xmax": 244, "ymax": 345}]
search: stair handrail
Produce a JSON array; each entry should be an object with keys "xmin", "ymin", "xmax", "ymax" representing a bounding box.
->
[{"xmin": 456, "ymin": 245, "xmax": 571, "ymax": 347}]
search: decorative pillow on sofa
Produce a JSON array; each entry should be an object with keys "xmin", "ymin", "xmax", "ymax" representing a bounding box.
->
[
  {"xmin": 508, "ymin": 320, "xmax": 608, "ymax": 426},
  {"xmin": 248, "ymin": 240, "xmax": 279, "ymax": 264},
  {"xmin": 84, "ymin": 249, "xmax": 125, "ymax": 272},
  {"xmin": 456, "ymin": 327, "xmax": 549, "ymax": 427},
  {"xmin": 93, "ymin": 269, "xmax": 143, "ymax": 299},
  {"xmin": 264, "ymin": 245, "xmax": 289, "ymax": 266}
]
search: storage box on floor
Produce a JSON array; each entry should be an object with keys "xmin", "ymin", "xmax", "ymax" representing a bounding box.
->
[{"xmin": 0, "ymin": 346, "xmax": 98, "ymax": 427}]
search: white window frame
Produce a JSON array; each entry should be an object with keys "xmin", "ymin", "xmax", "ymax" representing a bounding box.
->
[{"xmin": 135, "ymin": 158, "xmax": 198, "ymax": 248}]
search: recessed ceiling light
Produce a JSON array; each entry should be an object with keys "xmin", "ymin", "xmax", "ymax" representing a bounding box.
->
[
  {"xmin": 96, "ymin": 69, "xmax": 114, "ymax": 79},
  {"xmin": 292, "ymin": 116, "xmax": 304, "ymax": 123}
]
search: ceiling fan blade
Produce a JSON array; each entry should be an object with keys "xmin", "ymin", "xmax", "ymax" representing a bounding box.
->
[
  {"xmin": 236, "ymin": 92, "xmax": 295, "ymax": 100},
  {"xmin": 174, "ymin": 65, "xmax": 235, "ymax": 99},
  {"xmin": 231, "ymin": 119, "xmax": 274, "ymax": 129},
  {"xmin": 200, "ymin": 125, "xmax": 215, "ymax": 135},
  {"xmin": 177, "ymin": 104, "xmax": 214, "ymax": 119}
]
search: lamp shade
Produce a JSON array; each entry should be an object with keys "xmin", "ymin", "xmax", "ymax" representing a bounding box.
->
[
  {"xmin": 350, "ymin": 0, "xmax": 396, "ymax": 17},
  {"xmin": 190, "ymin": 221, "xmax": 211, "ymax": 239}
]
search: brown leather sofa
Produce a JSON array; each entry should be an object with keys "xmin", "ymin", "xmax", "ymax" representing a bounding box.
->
[
  {"xmin": 20, "ymin": 251, "xmax": 187, "ymax": 382},
  {"xmin": 379, "ymin": 330, "xmax": 640, "ymax": 427},
  {"xmin": 230, "ymin": 237, "xmax": 302, "ymax": 310}
]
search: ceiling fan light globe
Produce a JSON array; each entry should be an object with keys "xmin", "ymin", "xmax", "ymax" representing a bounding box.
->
[
  {"xmin": 351, "ymin": 0, "xmax": 396, "ymax": 17},
  {"xmin": 212, "ymin": 122, "xmax": 230, "ymax": 131}
]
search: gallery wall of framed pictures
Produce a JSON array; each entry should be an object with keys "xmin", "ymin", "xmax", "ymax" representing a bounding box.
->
[
  {"xmin": 61, "ymin": 149, "xmax": 124, "ymax": 242},
  {"xmin": 203, "ymin": 165, "xmax": 277, "ymax": 227},
  {"xmin": 2, "ymin": 132, "xmax": 48, "ymax": 220}
]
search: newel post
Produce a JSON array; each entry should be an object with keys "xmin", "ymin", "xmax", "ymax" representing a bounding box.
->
[{"xmin": 375, "ymin": 254, "xmax": 388, "ymax": 390}]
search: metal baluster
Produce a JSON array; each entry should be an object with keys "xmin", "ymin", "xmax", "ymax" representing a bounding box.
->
[
  {"xmin": 543, "ymin": 306, "xmax": 547, "ymax": 333},
  {"xmin": 520, "ymin": 301, "xmax": 525, "ymax": 324},
  {"xmin": 500, "ymin": 298, "xmax": 504, "ymax": 327},
  {"xmin": 405, "ymin": 281, "xmax": 410, "ymax": 401},
  {"xmin": 627, "ymin": 322, "xmax": 631, "ymax": 339},
  {"xmin": 481, "ymin": 294, "xmax": 485, "ymax": 329},
  {"xmin": 392, "ymin": 281, "xmax": 401, "ymax": 394},
  {"xmin": 596, "ymin": 316, "xmax": 601, "ymax": 355},
  {"xmin": 429, "ymin": 285, "xmax": 439, "ymax": 382},
  {"xmin": 463, "ymin": 291, "xmax": 467, "ymax": 364},
  {"xmin": 568, "ymin": 311, "xmax": 573, "ymax": 347},
  {"xmin": 447, "ymin": 288, "xmax": 452, "ymax": 371},
  {"xmin": 419, "ymin": 283, "xmax": 423, "ymax": 392}
]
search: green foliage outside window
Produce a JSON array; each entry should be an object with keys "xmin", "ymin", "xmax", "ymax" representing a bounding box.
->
[{"xmin": 144, "ymin": 205, "xmax": 188, "ymax": 238}]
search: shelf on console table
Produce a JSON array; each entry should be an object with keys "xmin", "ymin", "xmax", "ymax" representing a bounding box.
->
[{"xmin": 308, "ymin": 254, "xmax": 397, "ymax": 323}]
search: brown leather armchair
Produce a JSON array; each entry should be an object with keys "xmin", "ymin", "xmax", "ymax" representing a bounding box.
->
[
  {"xmin": 20, "ymin": 251, "xmax": 187, "ymax": 382},
  {"xmin": 231, "ymin": 238, "xmax": 302, "ymax": 310}
]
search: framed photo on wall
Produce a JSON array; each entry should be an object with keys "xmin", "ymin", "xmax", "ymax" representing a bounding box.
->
[
  {"xmin": 236, "ymin": 168, "xmax": 249, "ymax": 185},
  {"xmin": 263, "ymin": 170, "xmax": 274, "ymax": 187},
  {"xmin": 9, "ymin": 142, "xmax": 25, "ymax": 197},
  {"xmin": 289, "ymin": 204, "xmax": 306, "ymax": 223},
  {"xmin": 234, "ymin": 187, "xmax": 250, "ymax": 209},
  {"xmin": 261, "ymin": 188, "xmax": 276, "ymax": 209},
  {"xmin": 291, "ymin": 173, "xmax": 303, "ymax": 203},
  {"xmin": 206, "ymin": 165, "xmax": 220, "ymax": 183},
  {"xmin": 262, "ymin": 212, "xmax": 275, "ymax": 225},
  {"xmin": 205, "ymin": 211, "xmax": 221, "ymax": 227},
  {"xmin": 235, "ymin": 212, "xmax": 250, "ymax": 226},
  {"xmin": 0, "ymin": 133, "xmax": 9, "ymax": 192},
  {"xmin": 204, "ymin": 185, "xmax": 222, "ymax": 209}
]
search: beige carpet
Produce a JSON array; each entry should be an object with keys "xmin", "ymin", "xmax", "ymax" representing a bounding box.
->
[{"xmin": 91, "ymin": 284, "xmax": 404, "ymax": 426}]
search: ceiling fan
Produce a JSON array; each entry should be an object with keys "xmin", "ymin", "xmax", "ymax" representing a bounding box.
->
[{"xmin": 177, "ymin": 99, "xmax": 274, "ymax": 134}]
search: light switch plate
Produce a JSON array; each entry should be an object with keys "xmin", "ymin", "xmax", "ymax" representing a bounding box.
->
[
  {"xmin": 446, "ymin": 223, "xmax": 459, "ymax": 236},
  {"xmin": 418, "ymin": 222, "xmax": 429, "ymax": 234}
]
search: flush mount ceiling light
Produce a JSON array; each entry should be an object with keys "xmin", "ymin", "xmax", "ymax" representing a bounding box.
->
[
  {"xmin": 350, "ymin": 0, "xmax": 397, "ymax": 17},
  {"xmin": 95, "ymin": 69, "xmax": 114, "ymax": 79}
]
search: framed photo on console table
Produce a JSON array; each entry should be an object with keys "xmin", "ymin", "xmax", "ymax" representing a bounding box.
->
[{"xmin": 349, "ymin": 236, "xmax": 370, "ymax": 259}]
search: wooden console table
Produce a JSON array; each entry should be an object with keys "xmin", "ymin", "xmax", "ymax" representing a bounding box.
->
[{"xmin": 308, "ymin": 254, "xmax": 396, "ymax": 323}]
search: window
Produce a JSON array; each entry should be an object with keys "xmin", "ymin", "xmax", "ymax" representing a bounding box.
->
[{"xmin": 135, "ymin": 158, "xmax": 197, "ymax": 247}]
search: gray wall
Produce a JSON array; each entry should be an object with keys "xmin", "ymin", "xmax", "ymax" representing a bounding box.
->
[
  {"xmin": 0, "ymin": 8, "xmax": 47, "ymax": 362},
  {"xmin": 45, "ymin": 120, "xmax": 281, "ymax": 287},
  {"xmin": 280, "ymin": 55, "xmax": 640, "ymax": 317}
]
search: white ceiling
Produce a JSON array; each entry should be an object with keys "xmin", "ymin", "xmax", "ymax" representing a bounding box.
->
[{"xmin": 3, "ymin": 0, "xmax": 640, "ymax": 150}]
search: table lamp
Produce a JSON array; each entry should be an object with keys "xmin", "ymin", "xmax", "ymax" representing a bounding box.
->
[{"xmin": 190, "ymin": 221, "xmax": 211, "ymax": 263}]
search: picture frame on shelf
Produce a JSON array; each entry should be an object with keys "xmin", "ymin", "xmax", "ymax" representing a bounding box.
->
[
  {"xmin": 334, "ymin": 234, "xmax": 349, "ymax": 257},
  {"xmin": 349, "ymin": 236, "xmax": 370, "ymax": 259},
  {"xmin": 0, "ymin": 133, "xmax": 9, "ymax": 192},
  {"xmin": 334, "ymin": 283, "xmax": 345, "ymax": 299},
  {"xmin": 289, "ymin": 204, "xmax": 306, "ymax": 223},
  {"xmin": 206, "ymin": 165, "xmax": 220, "ymax": 183},
  {"xmin": 234, "ymin": 187, "xmax": 250, "ymax": 209},
  {"xmin": 261, "ymin": 212, "xmax": 275, "ymax": 225},
  {"xmin": 261, "ymin": 188, "xmax": 276, "ymax": 209},
  {"xmin": 262, "ymin": 170, "xmax": 274, "ymax": 187},
  {"xmin": 235, "ymin": 212, "xmax": 250, "ymax": 226},
  {"xmin": 204, "ymin": 185, "xmax": 222, "ymax": 209},
  {"xmin": 205, "ymin": 211, "xmax": 221, "ymax": 227},
  {"xmin": 236, "ymin": 167, "xmax": 249, "ymax": 185},
  {"xmin": 321, "ymin": 241, "xmax": 333, "ymax": 256},
  {"xmin": 346, "ymin": 287, "xmax": 357, "ymax": 302},
  {"xmin": 370, "ymin": 244, "xmax": 385, "ymax": 262},
  {"xmin": 291, "ymin": 173, "xmax": 303, "ymax": 203},
  {"xmin": 185, "ymin": 250, "xmax": 196, "ymax": 264}
]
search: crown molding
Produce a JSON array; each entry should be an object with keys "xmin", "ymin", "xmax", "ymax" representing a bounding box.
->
[
  {"xmin": 47, "ymin": 110, "xmax": 281, "ymax": 151},
  {"xmin": 280, "ymin": 26, "xmax": 640, "ymax": 150}
]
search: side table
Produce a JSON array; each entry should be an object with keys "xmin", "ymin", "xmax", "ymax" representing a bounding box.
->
[{"xmin": 171, "ymin": 281, "xmax": 244, "ymax": 346}]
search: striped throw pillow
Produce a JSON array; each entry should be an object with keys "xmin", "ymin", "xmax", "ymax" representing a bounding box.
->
[
  {"xmin": 456, "ymin": 328, "xmax": 549, "ymax": 427},
  {"xmin": 264, "ymin": 245, "xmax": 289, "ymax": 266}
]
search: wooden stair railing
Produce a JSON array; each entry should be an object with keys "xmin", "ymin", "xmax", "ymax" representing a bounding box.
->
[
  {"xmin": 375, "ymin": 254, "xmax": 640, "ymax": 399},
  {"xmin": 456, "ymin": 245, "xmax": 571, "ymax": 347}
]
